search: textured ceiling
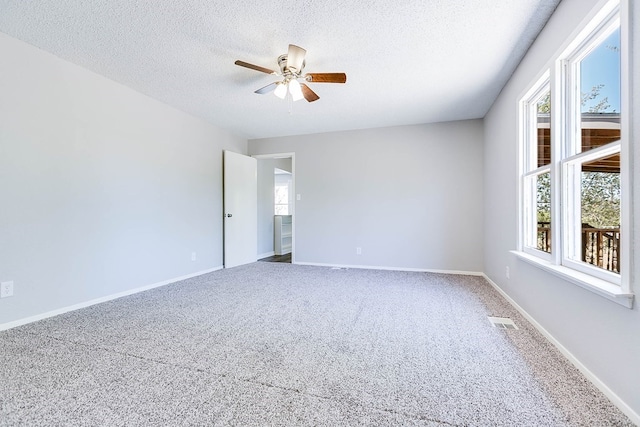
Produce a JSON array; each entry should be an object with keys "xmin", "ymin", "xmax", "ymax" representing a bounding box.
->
[{"xmin": 0, "ymin": 0, "xmax": 560, "ymax": 139}]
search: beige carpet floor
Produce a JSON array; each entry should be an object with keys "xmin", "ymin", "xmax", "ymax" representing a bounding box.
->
[{"xmin": 0, "ymin": 262, "xmax": 633, "ymax": 426}]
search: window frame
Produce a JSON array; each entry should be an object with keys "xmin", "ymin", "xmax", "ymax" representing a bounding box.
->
[
  {"xmin": 516, "ymin": 0, "xmax": 633, "ymax": 308},
  {"xmin": 520, "ymin": 73, "xmax": 553, "ymax": 261},
  {"xmin": 561, "ymin": 142, "xmax": 621, "ymax": 283}
]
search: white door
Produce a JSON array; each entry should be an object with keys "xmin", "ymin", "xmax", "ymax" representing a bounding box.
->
[{"xmin": 223, "ymin": 150, "xmax": 257, "ymax": 268}]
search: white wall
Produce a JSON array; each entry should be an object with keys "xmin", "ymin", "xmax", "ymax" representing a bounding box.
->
[
  {"xmin": 0, "ymin": 33, "xmax": 246, "ymax": 326},
  {"xmin": 483, "ymin": 0, "xmax": 640, "ymax": 420},
  {"xmin": 257, "ymin": 158, "xmax": 292, "ymax": 257},
  {"xmin": 249, "ymin": 121, "xmax": 484, "ymax": 272}
]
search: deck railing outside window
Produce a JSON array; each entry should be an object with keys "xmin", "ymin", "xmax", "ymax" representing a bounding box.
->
[
  {"xmin": 537, "ymin": 222, "xmax": 620, "ymax": 273},
  {"xmin": 582, "ymin": 226, "xmax": 620, "ymax": 273}
]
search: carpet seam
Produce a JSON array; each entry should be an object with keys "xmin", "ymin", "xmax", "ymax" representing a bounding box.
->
[{"xmin": 32, "ymin": 332, "xmax": 462, "ymax": 426}]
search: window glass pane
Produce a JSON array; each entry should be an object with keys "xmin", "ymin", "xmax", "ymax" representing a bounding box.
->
[
  {"xmin": 536, "ymin": 172, "xmax": 551, "ymax": 253},
  {"xmin": 274, "ymin": 184, "xmax": 289, "ymax": 215},
  {"xmin": 579, "ymin": 153, "xmax": 620, "ymax": 273},
  {"xmin": 275, "ymin": 204, "xmax": 289, "ymax": 215},
  {"xmin": 274, "ymin": 185, "xmax": 288, "ymax": 205},
  {"xmin": 536, "ymin": 91, "xmax": 551, "ymax": 167},
  {"xmin": 580, "ymin": 28, "xmax": 621, "ymax": 153}
]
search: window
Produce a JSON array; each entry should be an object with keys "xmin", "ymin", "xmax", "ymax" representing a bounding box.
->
[
  {"xmin": 521, "ymin": 76, "xmax": 552, "ymax": 257},
  {"xmin": 518, "ymin": 0, "xmax": 631, "ymax": 307},
  {"xmin": 563, "ymin": 16, "xmax": 621, "ymax": 283},
  {"xmin": 274, "ymin": 169, "xmax": 292, "ymax": 215},
  {"xmin": 274, "ymin": 183, "xmax": 289, "ymax": 215}
]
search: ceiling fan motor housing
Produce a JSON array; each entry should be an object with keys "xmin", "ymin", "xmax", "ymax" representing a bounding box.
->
[{"xmin": 277, "ymin": 54, "xmax": 305, "ymax": 78}]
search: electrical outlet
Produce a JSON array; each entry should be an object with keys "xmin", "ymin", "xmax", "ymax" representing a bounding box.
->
[
  {"xmin": 191, "ymin": 252, "xmax": 197, "ymax": 261},
  {"xmin": 356, "ymin": 247, "xmax": 362, "ymax": 255},
  {"xmin": 1, "ymin": 281, "xmax": 14, "ymax": 298},
  {"xmin": 505, "ymin": 266, "xmax": 510, "ymax": 279}
]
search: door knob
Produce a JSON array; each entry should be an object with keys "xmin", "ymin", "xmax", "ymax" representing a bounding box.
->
[{"xmin": 225, "ymin": 213, "xmax": 233, "ymax": 218}]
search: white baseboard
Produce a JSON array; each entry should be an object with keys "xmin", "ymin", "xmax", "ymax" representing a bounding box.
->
[
  {"xmin": 482, "ymin": 273, "xmax": 640, "ymax": 426},
  {"xmin": 0, "ymin": 266, "xmax": 223, "ymax": 332},
  {"xmin": 295, "ymin": 261, "xmax": 483, "ymax": 276}
]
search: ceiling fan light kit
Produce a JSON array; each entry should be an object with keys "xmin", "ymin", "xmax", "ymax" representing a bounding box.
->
[
  {"xmin": 274, "ymin": 82, "xmax": 287, "ymax": 99},
  {"xmin": 288, "ymin": 79, "xmax": 304, "ymax": 101},
  {"xmin": 234, "ymin": 44, "xmax": 346, "ymax": 103}
]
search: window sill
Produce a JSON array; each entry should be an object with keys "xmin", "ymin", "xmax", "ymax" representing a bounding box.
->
[{"xmin": 511, "ymin": 251, "xmax": 634, "ymax": 309}]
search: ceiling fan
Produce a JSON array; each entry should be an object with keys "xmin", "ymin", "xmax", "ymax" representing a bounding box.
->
[{"xmin": 234, "ymin": 44, "xmax": 347, "ymax": 103}]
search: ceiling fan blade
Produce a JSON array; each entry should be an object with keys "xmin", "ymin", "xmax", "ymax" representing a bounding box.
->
[
  {"xmin": 305, "ymin": 73, "xmax": 347, "ymax": 83},
  {"xmin": 254, "ymin": 82, "xmax": 279, "ymax": 94},
  {"xmin": 234, "ymin": 60, "xmax": 277, "ymax": 75},
  {"xmin": 287, "ymin": 44, "xmax": 307, "ymax": 72},
  {"xmin": 300, "ymin": 84, "xmax": 320, "ymax": 102}
]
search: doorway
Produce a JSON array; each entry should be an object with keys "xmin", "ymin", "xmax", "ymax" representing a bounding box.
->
[{"xmin": 253, "ymin": 153, "xmax": 295, "ymax": 264}]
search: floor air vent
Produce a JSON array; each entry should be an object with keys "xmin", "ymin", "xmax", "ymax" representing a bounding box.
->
[{"xmin": 488, "ymin": 317, "xmax": 519, "ymax": 330}]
